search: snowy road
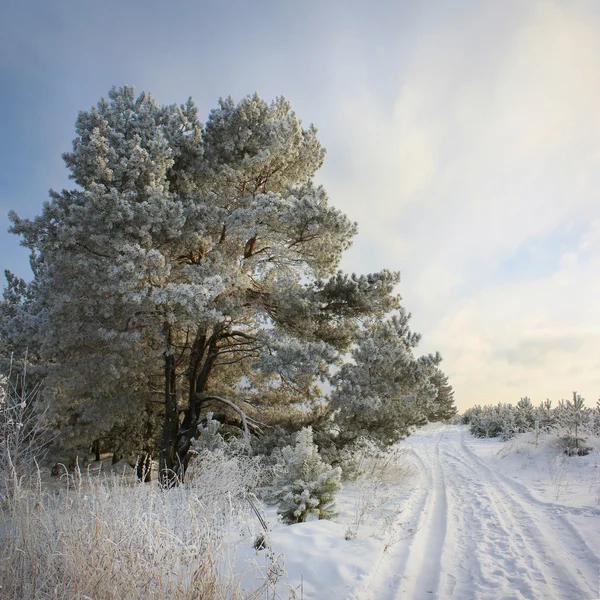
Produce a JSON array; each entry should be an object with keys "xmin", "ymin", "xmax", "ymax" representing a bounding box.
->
[{"xmin": 364, "ymin": 426, "xmax": 600, "ymax": 600}]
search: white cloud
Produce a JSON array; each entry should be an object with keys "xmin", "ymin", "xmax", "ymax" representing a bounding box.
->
[{"xmin": 321, "ymin": 0, "xmax": 600, "ymax": 410}]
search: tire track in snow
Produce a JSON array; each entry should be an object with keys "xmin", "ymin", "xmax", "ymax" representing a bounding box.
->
[
  {"xmin": 455, "ymin": 431, "xmax": 599, "ymax": 598},
  {"xmin": 439, "ymin": 430, "xmax": 597, "ymax": 599},
  {"xmin": 401, "ymin": 430, "xmax": 448, "ymax": 599},
  {"xmin": 359, "ymin": 426, "xmax": 599, "ymax": 599},
  {"xmin": 442, "ymin": 445, "xmax": 559, "ymax": 598},
  {"xmin": 357, "ymin": 430, "xmax": 447, "ymax": 600}
]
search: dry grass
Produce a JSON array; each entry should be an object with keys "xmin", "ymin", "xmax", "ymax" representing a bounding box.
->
[
  {"xmin": 0, "ymin": 450, "xmax": 283, "ymax": 600},
  {"xmin": 0, "ymin": 368, "xmax": 288, "ymax": 599},
  {"xmin": 342, "ymin": 444, "xmax": 416, "ymax": 541}
]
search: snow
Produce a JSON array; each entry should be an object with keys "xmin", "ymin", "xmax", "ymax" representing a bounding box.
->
[
  {"xmin": 269, "ymin": 520, "xmax": 381, "ymax": 598},
  {"xmin": 238, "ymin": 424, "xmax": 600, "ymax": 599}
]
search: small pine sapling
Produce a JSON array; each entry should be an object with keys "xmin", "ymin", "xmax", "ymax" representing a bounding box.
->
[
  {"xmin": 191, "ymin": 412, "xmax": 225, "ymax": 453},
  {"xmin": 593, "ymin": 398, "xmax": 600, "ymax": 436},
  {"xmin": 559, "ymin": 392, "xmax": 592, "ymax": 456},
  {"xmin": 536, "ymin": 399, "xmax": 555, "ymax": 435},
  {"xmin": 267, "ymin": 427, "xmax": 342, "ymax": 524}
]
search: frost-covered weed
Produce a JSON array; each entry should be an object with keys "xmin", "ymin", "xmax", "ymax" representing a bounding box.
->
[
  {"xmin": 377, "ymin": 509, "xmax": 415, "ymax": 552},
  {"xmin": 0, "ymin": 369, "xmax": 51, "ymax": 504},
  {"xmin": 341, "ymin": 442, "xmax": 416, "ymax": 540},
  {"xmin": 548, "ymin": 455, "xmax": 570, "ymax": 500}
]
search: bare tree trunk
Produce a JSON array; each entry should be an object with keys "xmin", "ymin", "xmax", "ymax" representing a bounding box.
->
[
  {"xmin": 159, "ymin": 327, "xmax": 180, "ymax": 487},
  {"xmin": 93, "ymin": 439, "xmax": 101, "ymax": 462},
  {"xmin": 157, "ymin": 324, "xmax": 257, "ymax": 485},
  {"xmin": 173, "ymin": 333, "xmax": 220, "ymax": 480}
]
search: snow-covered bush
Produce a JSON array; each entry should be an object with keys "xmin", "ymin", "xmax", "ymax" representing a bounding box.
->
[
  {"xmin": 592, "ymin": 398, "xmax": 600, "ymax": 436},
  {"xmin": 266, "ymin": 427, "xmax": 342, "ymax": 524},
  {"xmin": 466, "ymin": 403, "xmax": 515, "ymax": 439},
  {"xmin": 536, "ymin": 399, "xmax": 556, "ymax": 434},
  {"xmin": 559, "ymin": 435, "xmax": 593, "ymax": 457},
  {"xmin": 190, "ymin": 412, "xmax": 226, "ymax": 453},
  {"xmin": 514, "ymin": 397, "xmax": 536, "ymax": 433}
]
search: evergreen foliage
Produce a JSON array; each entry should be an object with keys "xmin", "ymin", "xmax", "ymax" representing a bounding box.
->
[
  {"xmin": 426, "ymin": 368, "xmax": 458, "ymax": 422},
  {"xmin": 266, "ymin": 427, "xmax": 342, "ymax": 524},
  {"xmin": 331, "ymin": 310, "xmax": 454, "ymax": 448},
  {"xmin": 191, "ymin": 413, "xmax": 225, "ymax": 453},
  {"xmin": 559, "ymin": 392, "xmax": 592, "ymax": 455}
]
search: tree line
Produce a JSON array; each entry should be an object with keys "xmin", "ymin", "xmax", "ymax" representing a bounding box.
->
[{"xmin": 461, "ymin": 393, "xmax": 597, "ymax": 455}]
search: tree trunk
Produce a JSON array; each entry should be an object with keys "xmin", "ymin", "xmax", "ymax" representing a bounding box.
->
[
  {"xmin": 93, "ymin": 439, "xmax": 101, "ymax": 462},
  {"xmin": 159, "ymin": 327, "xmax": 180, "ymax": 487},
  {"xmin": 177, "ymin": 334, "xmax": 220, "ymax": 479},
  {"xmin": 157, "ymin": 325, "xmax": 253, "ymax": 486},
  {"xmin": 158, "ymin": 326, "xmax": 222, "ymax": 486}
]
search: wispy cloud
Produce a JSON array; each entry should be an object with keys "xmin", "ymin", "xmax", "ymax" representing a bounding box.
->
[{"xmin": 321, "ymin": 0, "xmax": 600, "ymax": 408}]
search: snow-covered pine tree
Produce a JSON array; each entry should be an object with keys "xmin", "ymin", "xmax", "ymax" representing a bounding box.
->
[
  {"xmin": 514, "ymin": 397, "xmax": 535, "ymax": 434},
  {"xmin": 593, "ymin": 398, "xmax": 600, "ymax": 436},
  {"xmin": 267, "ymin": 426, "xmax": 342, "ymax": 524},
  {"xmin": 499, "ymin": 404, "xmax": 517, "ymax": 440},
  {"xmin": 6, "ymin": 87, "xmax": 400, "ymax": 484},
  {"xmin": 467, "ymin": 403, "xmax": 515, "ymax": 438},
  {"xmin": 559, "ymin": 392, "xmax": 591, "ymax": 455},
  {"xmin": 426, "ymin": 368, "xmax": 457, "ymax": 422},
  {"xmin": 330, "ymin": 309, "xmax": 442, "ymax": 448},
  {"xmin": 535, "ymin": 399, "xmax": 556, "ymax": 434},
  {"xmin": 191, "ymin": 412, "xmax": 225, "ymax": 453}
]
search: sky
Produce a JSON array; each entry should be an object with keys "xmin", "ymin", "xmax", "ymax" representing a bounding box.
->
[{"xmin": 1, "ymin": 0, "xmax": 599, "ymax": 411}]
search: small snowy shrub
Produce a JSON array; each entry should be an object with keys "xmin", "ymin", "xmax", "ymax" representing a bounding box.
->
[
  {"xmin": 500, "ymin": 410, "xmax": 516, "ymax": 441},
  {"xmin": 514, "ymin": 397, "xmax": 536, "ymax": 433},
  {"xmin": 559, "ymin": 435, "xmax": 592, "ymax": 457},
  {"xmin": 191, "ymin": 412, "xmax": 225, "ymax": 453},
  {"xmin": 467, "ymin": 403, "xmax": 515, "ymax": 438},
  {"xmin": 535, "ymin": 399, "xmax": 556, "ymax": 434},
  {"xmin": 592, "ymin": 399, "xmax": 600, "ymax": 436},
  {"xmin": 267, "ymin": 427, "xmax": 342, "ymax": 524},
  {"xmin": 558, "ymin": 393, "xmax": 592, "ymax": 456}
]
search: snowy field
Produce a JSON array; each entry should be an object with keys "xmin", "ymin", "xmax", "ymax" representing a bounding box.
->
[
  {"xmin": 3, "ymin": 424, "xmax": 600, "ymax": 599},
  {"xmin": 242, "ymin": 424, "xmax": 600, "ymax": 599}
]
